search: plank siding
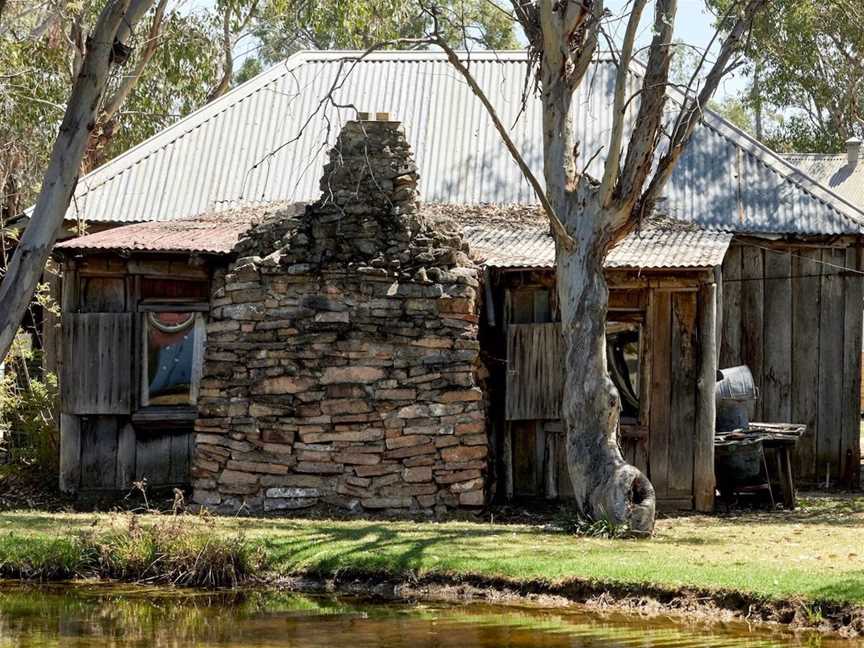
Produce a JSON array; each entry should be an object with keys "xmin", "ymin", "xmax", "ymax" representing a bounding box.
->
[
  {"xmin": 841, "ymin": 248, "xmax": 863, "ymax": 486},
  {"xmin": 722, "ymin": 241, "xmax": 864, "ymax": 485},
  {"xmin": 790, "ymin": 249, "xmax": 822, "ymax": 480},
  {"xmin": 816, "ymin": 248, "xmax": 845, "ymax": 483},
  {"xmin": 506, "ymin": 323, "xmax": 565, "ymax": 420},
  {"xmin": 762, "ymin": 251, "xmax": 792, "ymax": 422},
  {"xmin": 79, "ymin": 416, "xmax": 119, "ymax": 490},
  {"xmin": 740, "ymin": 247, "xmax": 765, "ymax": 420},
  {"xmin": 668, "ymin": 291, "xmax": 697, "ymax": 499},
  {"xmin": 720, "ymin": 246, "xmax": 742, "ymax": 368},
  {"xmin": 61, "ymin": 313, "xmax": 133, "ymax": 415},
  {"xmin": 648, "ymin": 291, "xmax": 673, "ymax": 499}
]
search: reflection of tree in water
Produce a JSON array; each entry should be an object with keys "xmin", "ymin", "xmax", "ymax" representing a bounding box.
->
[
  {"xmin": 147, "ymin": 313, "xmax": 195, "ymax": 404},
  {"xmin": 0, "ymin": 586, "xmax": 798, "ymax": 647}
]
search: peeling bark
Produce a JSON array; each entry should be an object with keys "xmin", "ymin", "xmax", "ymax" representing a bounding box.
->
[{"xmin": 555, "ymin": 183, "xmax": 656, "ymax": 535}]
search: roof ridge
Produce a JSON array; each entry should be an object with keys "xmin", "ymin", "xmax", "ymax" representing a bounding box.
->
[{"xmin": 626, "ymin": 58, "xmax": 864, "ymax": 231}]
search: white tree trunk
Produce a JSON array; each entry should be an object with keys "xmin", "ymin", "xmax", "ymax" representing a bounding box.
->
[
  {"xmin": 556, "ymin": 187, "xmax": 656, "ymax": 535},
  {"xmin": 0, "ymin": 0, "xmax": 153, "ymax": 362}
]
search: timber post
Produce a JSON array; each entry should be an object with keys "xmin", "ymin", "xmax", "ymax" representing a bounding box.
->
[{"xmin": 694, "ymin": 278, "xmax": 717, "ymax": 512}]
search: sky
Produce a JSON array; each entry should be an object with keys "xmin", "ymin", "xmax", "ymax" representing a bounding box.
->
[
  {"xmin": 601, "ymin": 0, "xmax": 748, "ymax": 100},
  {"xmin": 210, "ymin": 0, "xmax": 749, "ymax": 102}
]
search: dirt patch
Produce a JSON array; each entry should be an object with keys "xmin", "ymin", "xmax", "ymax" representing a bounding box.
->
[{"xmin": 276, "ymin": 571, "xmax": 864, "ymax": 639}]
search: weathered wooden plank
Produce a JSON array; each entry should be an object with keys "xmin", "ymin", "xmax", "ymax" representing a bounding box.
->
[
  {"xmin": 116, "ymin": 422, "xmax": 137, "ymax": 489},
  {"xmin": 741, "ymin": 246, "xmax": 764, "ymax": 420},
  {"xmin": 136, "ymin": 433, "xmax": 173, "ymax": 485},
  {"xmin": 555, "ymin": 425, "xmax": 574, "ymax": 500},
  {"xmin": 841, "ymin": 247, "xmax": 863, "ymax": 487},
  {"xmin": 817, "ymin": 248, "xmax": 846, "ymax": 485},
  {"xmin": 169, "ymin": 431, "xmax": 193, "ymax": 484},
  {"xmin": 762, "ymin": 250, "xmax": 792, "ymax": 422},
  {"xmin": 719, "ymin": 245, "xmax": 742, "ymax": 368},
  {"xmin": 543, "ymin": 425, "xmax": 559, "ymax": 500},
  {"xmin": 80, "ymin": 276, "xmax": 125, "ymax": 312},
  {"xmin": 511, "ymin": 290, "xmax": 534, "ymax": 324},
  {"xmin": 512, "ymin": 421, "xmax": 539, "ymax": 497},
  {"xmin": 61, "ymin": 313, "xmax": 133, "ymax": 415},
  {"xmin": 533, "ymin": 290, "xmax": 551, "ymax": 323},
  {"xmin": 502, "ymin": 423, "xmax": 514, "ymax": 501},
  {"xmin": 79, "ymin": 416, "xmax": 119, "ymax": 490},
  {"xmin": 58, "ymin": 414, "xmax": 81, "ymax": 493},
  {"xmin": 648, "ymin": 291, "xmax": 673, "ymax": 498},
  {"xmin": 790, "ymin": 248, "xmax": 822, "ymax": 481},
  {"xmin": 506, "ymin": 323, "xmax": 565, "ymax": 420},
  {"xmin": 694, "ymin": 281, "xmax": 717, "ymax": 512},
  {"xmin": 668, "ymin": 291, "xmax": 697, "ymax": 500}
]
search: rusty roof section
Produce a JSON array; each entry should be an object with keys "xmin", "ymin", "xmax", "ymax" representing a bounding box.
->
[
  {"xmin": 55, "ymin": 203, "xmax": 303, "ymax": 256},
  {"xmin": 56, "ymin": 202, "xmax": 731, "ymax": 271},
  {"xmin": 427, "ymin": 204, "xmax": 733, "ymax": 270}
]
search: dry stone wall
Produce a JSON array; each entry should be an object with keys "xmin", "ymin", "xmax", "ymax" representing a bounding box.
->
[{"xmin": 192, "ymin": 117, "xmax": 487, "ymax": 515}]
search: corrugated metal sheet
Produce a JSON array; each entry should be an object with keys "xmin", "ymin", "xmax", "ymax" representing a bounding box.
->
[
  {"xmin": 55, "ymin": 202, "xmax": 730, "ymax": 270},
  {"xmin": 55, "ymin": 203, "xmax": 300, "ymax": 255},
  {"xmin": 51, "ymin": 50, "xmax": 864, "ymax": 235},
  {"xmin": 457, "ymin": 205, "xmax": 731, "ymax": 269},
  {"xmin": 785, "ymin": 154, "xmax": 864, "ymax": 211}
]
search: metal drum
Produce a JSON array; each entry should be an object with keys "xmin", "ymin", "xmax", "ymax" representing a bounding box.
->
[{"xmin": 715, "ymin": 365, "xmax": 757, "ymax": 432}]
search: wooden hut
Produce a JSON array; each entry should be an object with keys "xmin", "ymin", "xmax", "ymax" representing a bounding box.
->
[
  {"xmin": 52, "ymin": 210, "xmax": 262, "ymax": 494},
  {"xmin": 55, "ymin": 204, "xmax": 741, "ymax": 512}
]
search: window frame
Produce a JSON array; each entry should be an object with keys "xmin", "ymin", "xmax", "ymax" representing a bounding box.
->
[{"xmin": 138, "ymin": 305, "xmax": 206, "ymax": 411}]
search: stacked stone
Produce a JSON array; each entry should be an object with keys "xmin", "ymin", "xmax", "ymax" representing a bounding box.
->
[{"xmin": 192, "ymin": 115, "xmax": 486, "ymax": 516}]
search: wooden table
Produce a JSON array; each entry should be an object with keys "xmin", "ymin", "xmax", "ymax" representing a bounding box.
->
[{"xmin": 715, "ymin": 422, "xmax": 806, "ymax": 509}]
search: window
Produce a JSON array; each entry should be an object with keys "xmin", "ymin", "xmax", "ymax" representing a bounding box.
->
[
  {"xmin": 606, "ymin": 322, "xmax": 641, "ymax": 420},
  {"xmin": 141, "ymin": 311, "xmax": 205, "ymax": 407}
]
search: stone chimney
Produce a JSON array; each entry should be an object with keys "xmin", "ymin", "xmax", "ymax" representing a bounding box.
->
[
  {"xmin": 846, "ymin": 136, "xmax": 861, "ymax": 166},
  {"xmin": 194, "ymin": 113, "xmax": 486, "ymax": 516},
  {"xmin": 296, "ymin": 112, "xmax": 423, "ymax": 262}
]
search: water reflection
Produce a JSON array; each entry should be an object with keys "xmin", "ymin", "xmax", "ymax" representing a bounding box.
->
[{"xmin": 0, "ymin": 584, "xmax": 853, "ymax": 647}]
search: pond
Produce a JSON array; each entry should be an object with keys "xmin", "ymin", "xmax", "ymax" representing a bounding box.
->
[{"xmin": 0, "ymin": 584, "xmax": 857, "ymax": 647}]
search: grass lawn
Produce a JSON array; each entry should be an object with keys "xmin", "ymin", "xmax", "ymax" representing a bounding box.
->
[{"xmin": 0, "ymin": 493, "xmax": 862, "ymax": 605}]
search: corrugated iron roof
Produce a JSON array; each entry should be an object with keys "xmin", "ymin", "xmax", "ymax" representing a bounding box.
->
[
  {"xmin": 55, "ymin": 203, "xmax": 301, "ymax": 256},
  {"xmin": 57, "ymin": 202, "xmax": 730, "ymax": 271},
  {"xmin": 439, "ymin": 204, "xmax": 732, "ymax": 269},
  {"xmin": 45, "ymin": 50, "xmax": 864, "ymax": 235},
  {"xmin": 785, "ymin": 154, "xmax": 864, "ymax": 212}
]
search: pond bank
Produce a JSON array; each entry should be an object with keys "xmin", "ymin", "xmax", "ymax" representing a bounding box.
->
[
  {"xmin": 0, "ymin": 494, "xmax": 862, "ymax": 637},
  {"xmin": 280, "ymin": 571, "xmax": 864, "ymax": 639}
]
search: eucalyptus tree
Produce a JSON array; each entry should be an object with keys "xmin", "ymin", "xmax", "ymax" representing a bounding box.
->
[
  {"xmin": 708, "ymin": 0, "xmax": 864, "ymax": 151},
  {"xmin": 415, "ymin": 0, "xmax": 767, "ymax": 534},
  {"xmin": 0, "ymin": 0, "xmax": 159, "ymax": 364}
]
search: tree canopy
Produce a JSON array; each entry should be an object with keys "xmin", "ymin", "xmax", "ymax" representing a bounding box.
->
[{"xmin": 707, "ymin": 0, "xmax": 864, "ymax": 152}]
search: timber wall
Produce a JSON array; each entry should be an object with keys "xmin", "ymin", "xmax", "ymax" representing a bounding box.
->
[
  {"xmin": 487, "ymin": 268, "xmax": 715, "ymax": 512},
  {"xmin": 720, "ymin": 240, "xmax": 863, "ymax": 487},
  {"xmin": 57, "ymin": 255, "xmax": 210, "ymax": 494}
]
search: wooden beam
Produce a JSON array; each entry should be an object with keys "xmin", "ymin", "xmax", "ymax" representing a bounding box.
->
[
  {"xmin": 544, "ymin": 425, "xmax": 558, "ymax": 500},
  {"xmin": 503, "ymin": 423, "xmax": 514, "ymax": 501},
  {"xmin": 58, "ymin": 413, "xmax": 81, "ymax": 493},
  {"xmin": 694, "ymin": 280, "xmax": 717, "ymax": 512},
  {"xmin": 116, "ymin": 422, "xmax": 136, "ymax": 489}
]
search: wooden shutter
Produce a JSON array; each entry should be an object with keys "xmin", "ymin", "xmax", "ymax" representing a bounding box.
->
[
  {"xmin": 61, "ymin": 313, "xmax": 133, "ymax": 415},
  {"xmin": 506, "ymin": 323, "xmax": 565, "ymax": 420}
]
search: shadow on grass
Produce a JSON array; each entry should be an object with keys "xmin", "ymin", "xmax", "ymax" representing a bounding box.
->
[
  {"xmin": 0, "ymin": 512, "xmax": 92, "ymax": 532},
  {"xmin": 711, "ymin": 493, "xmax": 864, "ymax": 527},
  {"xmin": 809, "ymin": 572, "xmax": 864, "ymax": 604},
  {"xmin": 259, "ymin": 522, "xmax": 525, "ymax": 576}
]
